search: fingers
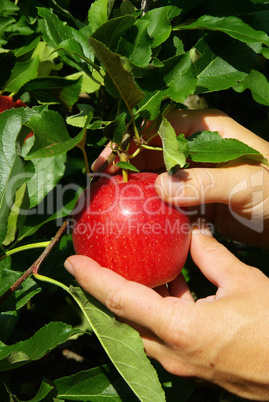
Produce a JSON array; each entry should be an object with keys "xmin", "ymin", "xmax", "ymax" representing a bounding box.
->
[
  {"xmin": 64, "ymin": 255, "xmax": 187, "ymax": 339},
  {"xmin": 190, "ymin": 222, "xmax": 247, "ymax": 289},
  {"xmin": 155, "ymin": 164, "xmax": 263, "ymax": 208},
  {"xmin": 167, "ymin": 109, "xmax": 228, "ymax": 137},
  {"xmin": 167, "ymin": 109, "xmax": 269, "ymax": 157},
  {"xmin": 167, "ymin": 273, "xmax": 193, "ymax": 301},
  {"xmin": 91, "ymin": 143, "xmax": 120, "ymax": 174}
]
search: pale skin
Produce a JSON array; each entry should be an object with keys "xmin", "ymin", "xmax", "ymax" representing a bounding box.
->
[{"xmin": 65, "ymin": 110, "xmax": 269, "ymax": 400}]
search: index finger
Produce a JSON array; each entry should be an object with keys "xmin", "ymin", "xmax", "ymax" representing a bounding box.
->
[
  {"xmin": 91, "ymin": 142, "xmax": 120, "ymax": 174},
  {"xmin": 64, "ymin": 255, "xmax": 192, "ymax": 340}
]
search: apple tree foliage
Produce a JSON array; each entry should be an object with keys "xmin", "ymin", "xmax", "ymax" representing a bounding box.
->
[{"xmin": 0, "ymin": 0, "xmax": 269, "ymax": 400}]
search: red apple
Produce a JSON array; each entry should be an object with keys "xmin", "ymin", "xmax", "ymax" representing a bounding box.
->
[
  {"xmin": 0, "ymin": 95, "xmax": 28, "ymax": 112},
  {"xmin": 0, "ymin": 95, "xmax": 33, "ymax": 141},
  {"xmin": 71, "ymin": 172, "xmax": 191, "ymax": 288}
]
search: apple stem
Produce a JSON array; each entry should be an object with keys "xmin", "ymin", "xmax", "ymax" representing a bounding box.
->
[
  {"xmin": 141, "ymin": 144, "xmax": 163, "ymax": 151},
  {"xmin": 128, "ymin": 147, "xmax": 142, "ymax": 159},
  {"xmin": 0, "ymin": 241, "xmax": 50, "ymax": 261},
  {"xmin": 0, "ymin": 131, "xmax": 133, "ymax": 305},
  {"xmin": 80, "ymin": 146, "xmax": 91, "ymax": 175},
  {"xmin": 120, "ymin": 152, "xmax": 129, "ymax": 183}
]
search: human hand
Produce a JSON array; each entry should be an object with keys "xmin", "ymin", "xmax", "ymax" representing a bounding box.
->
[
  {"xmin": 155, "ymin": 109, "xmax": 269, "ymax": 247},
  {"xmin": 64, "ymin": 222, "xmax": 269, "ymax": 401},
  {"xmin": 92, "ymin": 109, "xmax": 269, "ymax": 247}
]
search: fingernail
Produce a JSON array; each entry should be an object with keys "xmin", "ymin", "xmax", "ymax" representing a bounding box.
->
[
  {"xmin": 90, "ymin": 161, "xmax": 96, "ymax": 172},
  {"xmin": 192, "ymin": 219, "xmax": 213, "ymax": 237},
  {"xmin": 64, "ymin": 259, "xmax": 75, "ymax": 276}
]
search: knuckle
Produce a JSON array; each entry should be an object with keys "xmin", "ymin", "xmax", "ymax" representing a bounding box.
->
[
  {"xmin": 160, "ymin": 300, "xmax": 193, "ymax": 348},
  {"xmin": 160, "ymin": 356, "xmax": 190, "ymax": 377},
  {"xmin": 104, "ymin": 287, "xmax": 124, "ymax": 316},
  {"xmin": 201, "ymin": 241, "xmax": 225, "ymax": 256},
  {"xmin": 184, "ymin": 169, "xmax": 214, "ymax": 201}
]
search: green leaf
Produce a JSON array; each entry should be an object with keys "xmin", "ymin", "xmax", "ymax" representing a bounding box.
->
[
  {"xmin": 2, "ymin": 182, "xmax": 29, "ymax": 246},
  {"xmin": 25, "ymin": 110, "xmax": 84, "ymax": 159},
  {"xmin": 120, "ymin": 0, "xmax": 136, "ymax": 15},
  {"xmin": 159, "ymin": 117, "xmax": 188, "ymax": 172},
  {"xmin": 57, "ymin": 38, "xmax": 95, "ymax": 73},
  {"xmin": 91, "ymin": 15, "xmax": 135, "ymax": 53},
  {"xmin": 0, "ymin": 259, "xmax": 18, "ymax": 342},
  {"xmin": 0, "ymin": 16, "xmax": 15, "ymax": 46},
  {"xmin": 177, "ymin": 134, "xmax": 190, "ymax": 157},
  {"xmin": 194, "ymin": 33, "xmax": 259, "ymax": 93},
  {"xmin": 262, "ymin": 47, "xmax": 269, "ymax": 59},
  {"xmin": 0, "ymin": 268, "xmax": 41, "ymax": 313},
  {"xmin": 38, "ymin": 7, "xmax": 88, "ymax": 54},
  {"xmin": 3, "ymin": 56, "xmax": 39, "ymax": 93},
  {"xmin": 0, "ymin": 322, "xmax": 82, "ymax": 372},
  {"xmin": 15, "ymin": 36, "xmax": 41, "ymax": 58},
  {"xmin": 26, "ymin": 154, "xmax": 67, "ymax": 209},
  {"xmin": 88, "ymin": 0, "xmax": 114, "ymax": 33},
  {"xmin": 17, "ymin": 193, "xmax": 80, "ymax": 241},
  {"xmin": 90, "ymin": 37, "xmax": 145, "ymax": 112},
  {"xmin": 22, "ymin": 379, "xmax": 54, "ymax": 402},
  {"xmin": 142, "ymin": 6, "xmax": 175, "ymax": 48},
  {"xmin": 137, "ymin": 54, "xmax": 197, "ymax": 119},
  {"xmin": 0, "ymin": 106, "xmax": 43, "ymax": 243},
  {"xmin": 233, "ymin": 69, "xmax": 269, "ymax": 106},
  {"xmin": 69, "ymin": 286, "xmax": 165, "ymax": 402},
  {"xmin": 19, "ymin": 76, "xmax": 83, "ymax": 109},
  {"xmin": 0, "ymin": 0, "xmax": 18, "ymax": 16},
  {"xmin": 187, "ymin": 131, "xmax": 268, "ymax": 164},
  {"xmin": 103, "ymin": 112, "xmax": 127, "ymax": 143},
  {"xmin": 175, "ymin": 15, "xmax": 269, "ymax": 46},
  {"xmin": 7, "ymin": 15, "xmax": 34, "ymax": 38},
  {"xmin": 38, "ymin": 7, "xmax": 94, "ymax": 72},
  {"xmin": 115, "ymin": 161, "xmax": 140, "ymax": 172},
  {"xmin": 54, "ymin": 365, "xmax": 137, "ymax": 400},
  {"xmin": 66, "ymin": 104, "xmax": 94, "ymax": 128},
  {"xmin": 66, "ymin": 70, "xmax": 104, "ymax": 94},
  {"xmin": 117, "ymin": 19, "xmax": 152, "ymax": 67}
]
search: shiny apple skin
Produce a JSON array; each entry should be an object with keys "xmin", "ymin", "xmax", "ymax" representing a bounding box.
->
[{"xmin": 71, "ymin": 172, "xmax": 191, "ymax": 288}]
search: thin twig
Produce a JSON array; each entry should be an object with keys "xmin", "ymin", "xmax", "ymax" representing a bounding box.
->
[
  {"xmin": 141, "ymin": 0, "xmax": 149, "ymax": 16},
  {"xmin": 0, "ymin": 221, "xmax": 68, "ymax": 304}
]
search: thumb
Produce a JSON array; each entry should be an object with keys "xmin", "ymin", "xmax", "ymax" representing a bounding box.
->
[
  {"xmin": 190, "ymin": 220, "xmax": 247, "ymax": 289},
  {"xmin": 155, "ymin": 166, "xmax": 260, "ymax": 208}
]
